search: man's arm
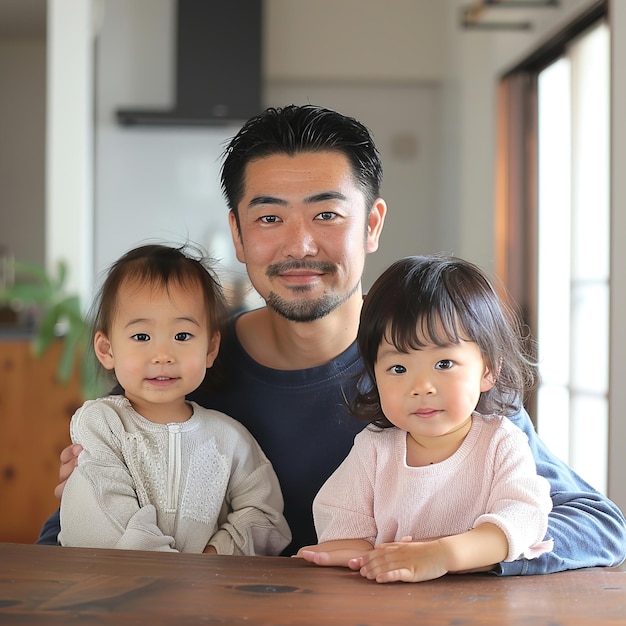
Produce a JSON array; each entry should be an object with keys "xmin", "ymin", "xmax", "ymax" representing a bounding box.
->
[
  {"xmin": 498, "ymin": 407, "xmax": 626, "ymax": 575},
  {"xmin": 36, "ymin": 508, "xmax": 61, "ymax": 545}
]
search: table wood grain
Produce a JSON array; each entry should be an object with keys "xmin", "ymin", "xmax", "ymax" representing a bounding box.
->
[{"xmin": 1, "ymin": 542, "xmax": 625, "ymax": 625}]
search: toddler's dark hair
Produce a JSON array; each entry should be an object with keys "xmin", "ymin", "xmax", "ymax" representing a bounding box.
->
[
  {"xmin": 90, "ymin": 243, "xmax": 228, "ymax": 388},
  {"xmin": 353, "ymin": 255, "xmax": 538, "ymax": 427},
  {"xmin": 220, "ymin": 104, "xmax": 383, "ymax": 232}
]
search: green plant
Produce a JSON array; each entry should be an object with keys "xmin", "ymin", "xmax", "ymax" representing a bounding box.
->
[{"xmin": 0, "ymin": 259, "xmax": 100, "ymax": 399}]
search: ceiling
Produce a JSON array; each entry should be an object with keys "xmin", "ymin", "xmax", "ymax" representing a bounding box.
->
[{"xmin": 0, "ymin": 0, "xmax": 46, "ymax": 39}]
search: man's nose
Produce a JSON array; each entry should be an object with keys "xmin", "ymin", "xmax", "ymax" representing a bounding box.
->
[{"xmin": 282, "ymin": 219, "xmax": 318, "ymax": 258}]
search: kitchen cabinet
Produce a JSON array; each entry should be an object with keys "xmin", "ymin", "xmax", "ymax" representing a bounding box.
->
[{"xmin": 0, "ymin": 339, "xmax": 82, "ymax": 543}]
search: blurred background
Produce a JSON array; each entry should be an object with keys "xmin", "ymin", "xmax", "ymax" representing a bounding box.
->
[{"xmin": 1, "ymin": 0, "xmax": 625, "ymax": 542}]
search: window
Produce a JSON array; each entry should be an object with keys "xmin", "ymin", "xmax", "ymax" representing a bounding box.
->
[
  {"xmin": 496, "ymin": 7, "xmax": 609, "ymax": 492},
  {"xmin": 536, "ymin": 22, "xmax": 610, "ymax": 492}
]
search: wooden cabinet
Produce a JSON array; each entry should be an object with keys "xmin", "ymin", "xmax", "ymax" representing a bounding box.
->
[{"xmin": 0, "ymin": 339, "xmax": 83, "ymax": 543}]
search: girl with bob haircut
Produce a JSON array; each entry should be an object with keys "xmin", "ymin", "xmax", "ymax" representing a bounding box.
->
[{"xmin": 298, "ymin": 254, "xmax": 552, "ymax": 582}]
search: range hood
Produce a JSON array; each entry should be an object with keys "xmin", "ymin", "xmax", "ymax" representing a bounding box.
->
[{"xmin": 117, "ymin": 0, "xmax": 262, "ymax": 127}]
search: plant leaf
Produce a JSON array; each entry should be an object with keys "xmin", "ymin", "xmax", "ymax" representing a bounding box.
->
[
  {"xmin": 52, "ymin": 259, "xmax": 68, "ymax": 292},
  {"xmin": 0, "ymin": 282, "xmax": 55, "ymax": 304},
  {"xmin": 33, "ymin": 303, "xmax": 61, "ymax": 356},
  {"xmin": 2, "ymin": 258, "xmax": 94, "ymax": 399},
  {"xmin": 58, "ymin": 329, "xmax": 81, "ymax": 382},
  {"xmin": 12, "ymin": 260, "xmax": 52, "ymax": 286}
]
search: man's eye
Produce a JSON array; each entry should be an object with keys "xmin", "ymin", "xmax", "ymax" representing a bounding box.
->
[
  {"xmin": 435, "ymin": 360, "xmax": 453, "ymax": 370},
  {"xmin": 175, "ymin": 332, "xmax": 193, "ymax": 342},
  {"xmin": 316, "ymin": 211, "xmax": 336, "ymax": 221},
  {"xmin": 131, "ymin": 333, "xmax": 150, "ymax": 342},
  {"xmin": 260, "ymin": 215, "xmax": 281, "ymax": 224},
  {"xmin": 389, "ymin": 364, "xmax": 407, "ymax": 374}
]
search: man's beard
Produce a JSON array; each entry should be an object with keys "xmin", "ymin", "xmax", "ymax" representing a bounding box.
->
[
  {"xmin": 264, "ymin": 260, "xmax": 358, "ymax": 322},
  {"xmin": 266, "ymin": 286, "xmax": 358, "ymax": 322}
]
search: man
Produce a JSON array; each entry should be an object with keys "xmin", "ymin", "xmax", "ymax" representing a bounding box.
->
[{"xmin": 38, "ymin": 105, "xmax": 626, "ymax": 574}]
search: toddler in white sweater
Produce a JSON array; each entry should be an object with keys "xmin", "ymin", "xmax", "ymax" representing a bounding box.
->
[{"xmin": 59, "ymin": 243, "xmax": 290, "ymax": 555}]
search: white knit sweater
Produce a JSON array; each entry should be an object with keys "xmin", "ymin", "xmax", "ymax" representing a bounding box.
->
[
  {"xmin": 313, "ymin": 413, "xmax": 553, "ymax": 562},
  {"xmin": 59, "ymin": 396, "xmax": 291, "ymax": 555}
]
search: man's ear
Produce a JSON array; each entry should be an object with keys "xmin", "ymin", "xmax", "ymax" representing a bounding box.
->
[
  {"xmin": 206, "ymin": 331, "xmax": 221, "ymax": 368},
  {"xmin": 366, "ymin": 198, "xmax": 387, "ymax": 254},
  {"xmin": 480, "ymin": 367, "xmax": 497, "ymax": 393},
  {"xmin": 94, "ymin": 331, "xmax": 115, "ymax": 370}
]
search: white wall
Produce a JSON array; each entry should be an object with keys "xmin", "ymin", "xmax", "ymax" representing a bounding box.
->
[
  {"xmin": 0, "ymin": 38, "xmax": 46, "ymax": 268},
  {"xmin": 439, "ymin": 0, "xmax": 599, "ymax": 271},
  {"xmin": 46, "ymin": 0, "xmax": 95, "ymax": 301},
  {"xmin": 264, "ymin": 0, "xmax": 444, "ymax": 83}
]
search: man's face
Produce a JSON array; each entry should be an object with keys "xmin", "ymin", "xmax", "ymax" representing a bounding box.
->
[{"xmin": 229, "ymin": 151, "xmax": 385, "ymax": 322}]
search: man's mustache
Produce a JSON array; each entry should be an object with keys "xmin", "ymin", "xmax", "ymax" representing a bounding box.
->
[{"xmin": 266, "ymin": 260, "xmax": 337, "ymax": 277}]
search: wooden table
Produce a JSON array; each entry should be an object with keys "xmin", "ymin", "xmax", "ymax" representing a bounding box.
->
[{"xmin": 1, "ymin": 543, "xmax": 625, "ymax": 625}]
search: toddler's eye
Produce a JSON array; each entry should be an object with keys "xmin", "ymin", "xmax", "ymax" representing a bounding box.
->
[
  {"xmin": 389, "ymin": 364, "xmax": 407, "ymax": 374},
  {"xmin": 435, "ymin": 360, "xmax": 453, "ymax": 370},
  {"xmin": 131, "ymin": 333, "xmax": 150, "ymax": 342},
  {"xmin": 175, "ymin": 332, "xmax": 193, "ymax": 341}
]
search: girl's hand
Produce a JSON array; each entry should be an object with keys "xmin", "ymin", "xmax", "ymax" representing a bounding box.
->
[
  {"xmin": 349, "ymin": 539, "xmax": 450, "ymax": 583},
  {"xmin": 295, "ymin": 539, "xmax": 373, "ymax": 567},
  {"xmin": 350, "ymin": 526, "xmax": 506, "ymax": 583}
]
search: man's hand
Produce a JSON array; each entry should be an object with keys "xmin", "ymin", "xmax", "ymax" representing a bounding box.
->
[{"xmin": 54, "ymin": 443, "xmax": 83, "ymax": 499}]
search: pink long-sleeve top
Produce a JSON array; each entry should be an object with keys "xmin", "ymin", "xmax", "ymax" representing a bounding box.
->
[{"xmin": 313, "ymin": 413, "xmax": 553, "ymax": 562}]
